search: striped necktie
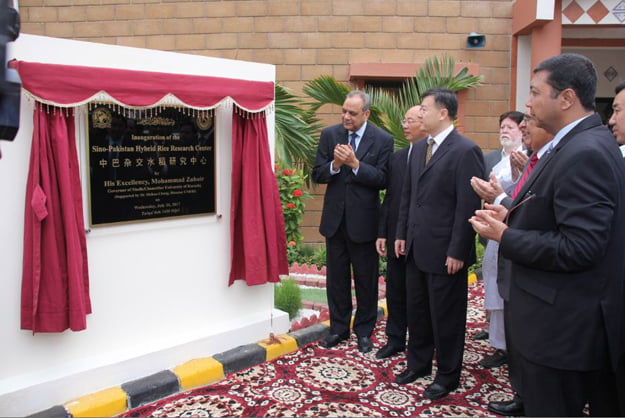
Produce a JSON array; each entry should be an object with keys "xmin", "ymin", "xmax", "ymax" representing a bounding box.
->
[
  {"xmin": 349, "ymin": 132, "xmax": 358, "ymax": 150},
  {"xmin": 511, "ymin": 154, "xmax": 538, "ymax": 199}
]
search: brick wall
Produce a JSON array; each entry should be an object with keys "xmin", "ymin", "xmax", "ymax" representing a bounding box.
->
[{"xmin": 19, "ymin": 0, "xmax": 515, "ymax": 246}]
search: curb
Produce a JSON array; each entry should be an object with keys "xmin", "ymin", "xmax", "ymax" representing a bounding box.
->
[{"xmin": 28, "ymin": 304, "xmax": 387, "ymax": 418}]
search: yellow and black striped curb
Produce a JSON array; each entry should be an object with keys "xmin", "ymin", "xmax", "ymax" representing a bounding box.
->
[{"xmin": 28, "ymin": 305, "xmax": 386, "ymax": 418}]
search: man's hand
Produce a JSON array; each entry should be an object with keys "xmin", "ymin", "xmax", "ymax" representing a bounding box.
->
[
  {"xmin": 333, "ymin": 143, "xmax": 359, "ymax": 170},
  {"xmin": 445, "ymin": 256, "xmax": 464, "ymax": 275},
  {"xmin": 470, "ymin": 174, "xmax": 504, "ymax": 204},
  {"xmin": 394, "ymin": 239, "xmax": 406, "ymax": 258},
  {"xmin": 376, "ymin": 238, "xmax": 387, "ymax": 257},
  {"xmin": 510, "ymin": 150, "xmax": 529, "ymax": 182},
  {"xmin": 468, "ymin": 203, "xmax": 509, "ymax": 242}
]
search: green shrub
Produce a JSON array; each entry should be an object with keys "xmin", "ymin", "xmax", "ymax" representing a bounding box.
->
[
  {"xmin": 468, "ymin": 235, "xmax": 484, "ymax": 275},
  {"xmin": 287, "ymin": 243, "xmax": 327, "ymax": 267},
  {"xmin": 274, "ymin": 277, "xmax": 302, "ymax": 320},
  {"xmin": 312, "ymin": 245, "xmax": 326, "ymax": 267}
]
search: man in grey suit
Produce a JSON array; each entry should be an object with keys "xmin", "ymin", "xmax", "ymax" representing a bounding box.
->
[
  {"xmin": 375, "ymin": 105, "xmax": 426, "ymax": 360},
  {"xmin": 312, "ymin": 90, "xmax": 394, "ymax": 353},
  {"xmin": 470, "ymin": 53, "xmax": 625, "ymax": 416},
  {"xmin": 394, "ymin": 88, "xmax": 484, "ymax": 399}
]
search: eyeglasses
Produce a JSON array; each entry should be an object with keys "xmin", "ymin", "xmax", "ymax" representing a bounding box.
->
[{"xmin": 401, "ymin": 119, "xmax": 418, "ymax": 125}]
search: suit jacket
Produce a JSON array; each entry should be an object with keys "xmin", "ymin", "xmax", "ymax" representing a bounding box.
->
[
  {"xmin": 378, "ymin": 144, "xmax": 416, "ymax": 241},
  {"xmin": 499, "ymin": 113, "xmax": 625, "ymax": 371},
  {"xmin": 312, "ymin": 122, "xmax": 394, "ymax": 243},
  {"xmin": 396, "ymin": 128, "xmax": 484, "ymax": 274},
  {"xmin": 483, "ymin": 149, "xmax": 502, "ymax": 180}
]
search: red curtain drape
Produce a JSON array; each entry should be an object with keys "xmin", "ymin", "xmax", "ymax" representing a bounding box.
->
[
  {"xmin": 229, "ymin": 111, "xmax": 288, "ymax": 286},
  {"xmin": 21, "ymin": 107, "xmax": 91, "ymax": 333},
  {"xmin": 15, "ymin": 61, "xmax": 284, "ymax": 330}
]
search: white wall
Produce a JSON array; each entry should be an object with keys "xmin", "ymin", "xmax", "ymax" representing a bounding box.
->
[
  {"xmin": 0, "ymin": 34, "xmax": 288, "ymax": 416},
  {"xmin": 562, "ymin": 47, "xmax": 625, "ymax": 98}
]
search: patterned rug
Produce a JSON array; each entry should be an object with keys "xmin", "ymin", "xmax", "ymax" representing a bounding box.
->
[{"xmin": 120, "ymin": 282, "xmax": 514, "ymax": 417}]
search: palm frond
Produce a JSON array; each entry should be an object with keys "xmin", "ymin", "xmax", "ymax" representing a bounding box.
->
[
  {"xmin": 274, "ymin": 83, "xmax": 321, "ymax": 182},
  {"xmin": 302, "ymin": 76, "xmax": 350, "ymax": 114},
  {"xmin": 300, "ymin": 54, "xmax": 483, "ymax": 153}
]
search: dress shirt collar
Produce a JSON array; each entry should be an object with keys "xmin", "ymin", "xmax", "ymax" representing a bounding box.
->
[
  {"xmin": 551, "ymin": 114, "xmax": 591, "ymax": 151},
  {"xmin": 350, "ymin": 122, "xmax": 367, "ymax": 141},
  {"xmin": 430, "ymin": 123, "xmax": 454, "ymax": 147}
]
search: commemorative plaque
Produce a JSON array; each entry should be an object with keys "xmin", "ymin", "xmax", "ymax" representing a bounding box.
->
[{"xmin": 87, "ymin": 105, "xmax": 215, "ymax": 225}]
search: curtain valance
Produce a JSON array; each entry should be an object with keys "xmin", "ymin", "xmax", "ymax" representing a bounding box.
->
[{"xmin": 12, "ymin": 60, "xmax": 274, "ymax": 112}]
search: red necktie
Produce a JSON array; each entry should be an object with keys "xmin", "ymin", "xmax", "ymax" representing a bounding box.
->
[{"xmin": 511, "ymin": 154, "xmax": 538, "ymax": 199}]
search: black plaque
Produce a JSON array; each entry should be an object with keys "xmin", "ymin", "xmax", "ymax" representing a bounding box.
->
[{"xmin": 87, "ymin": 105, "xmax": 215, "ymax": 225}]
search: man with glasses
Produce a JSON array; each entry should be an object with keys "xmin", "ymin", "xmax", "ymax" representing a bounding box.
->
[
  {"xmin": 375, "ymin": 105, "xmax": 427, "ymax": 360},
  {"xmin": 470, "ymin": 53, "xmax": 625, "ymax": 416},
  {"xmin": 470, "ymin": 112, "xmax": 554, "ymax": 416}
]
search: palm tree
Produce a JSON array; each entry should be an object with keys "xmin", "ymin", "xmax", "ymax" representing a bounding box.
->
[
  {"xmin": 302, "ymin": 54, "xmax": 483, "ymax": 149},
  {"xmin": 274, "ymin": 83, "xmax": 322, "ymax": 182}
]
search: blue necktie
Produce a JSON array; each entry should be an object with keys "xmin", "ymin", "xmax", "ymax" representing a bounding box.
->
[{"xmin": 350, "ymin": 132, "xmax": 358, "ymax": 151}]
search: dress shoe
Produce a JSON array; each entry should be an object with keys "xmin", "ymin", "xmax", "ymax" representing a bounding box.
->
[
  {"xmin": 423, "ymin": 382, "xmax": 458, "ymax": 400},
  {"xmin": 473, "ymin": 329, "xmax": 489, "ymax": 340},
  {"xmin": 480, "ymin": 349, "xmax": 508, "ymax": 368},
  {"xmin": 394, "ymin": 369, "xmax": 426, "ymax": 384},
  {"xmin": 357, "ymin": 336, "xmax": 373, "ymax": 353},
  {"xmin": 321, "ymin": 333, "xmax": 348, "ymax": 349},
  {"xmin": 487, "ymin": 397, "xmax": 524, "ymax": 416},
  {"xmin": 375, "ymin": 344, "xmax": 404, "ymax": 359}
]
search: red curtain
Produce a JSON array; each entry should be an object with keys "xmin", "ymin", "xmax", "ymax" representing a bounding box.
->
[
  {"xmin": 15, "ymin": 61, "xmax": 284, "ymax": 332},
  {"xmin": 22, "ymin": 107, "xmax": 91, "ymax": 333},
  {"xmin": 229, "ymin": 111, "xmax": 288, "ymax": 286}
]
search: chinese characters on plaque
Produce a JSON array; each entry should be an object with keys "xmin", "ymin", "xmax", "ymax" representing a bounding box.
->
[{"xmin": 87, "ymin": 105, "xmax": 215, "ymax": 225}]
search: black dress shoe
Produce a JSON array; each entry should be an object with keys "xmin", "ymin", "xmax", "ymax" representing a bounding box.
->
[
  {"xmin": 357, "ymin": 336, "xmax": 372, "ymax": 353},
  {"xmin": 480, "ymin": 349, "xmax": 508, "ymax": 368},
  {"xmin": 423, "ymin": 382, "xmax": 458, "ymax": 400},
  {"xmin": 473, "ymin": 329, "xmax": 489, "ymax": 340},
  {"xmin": 487, "ymin": 397, "xmax": 524, "ymax": 416},
  {"xmin": 321, "ymin": 333, "xmax": 348, "ymax": 349},
  {"xmin": 394, "ymin": 369, "xmax": 426, "ymax": 384},
  {"xmin": 375, "ymin": 344, "xmax": 404, "ymax": 359}
]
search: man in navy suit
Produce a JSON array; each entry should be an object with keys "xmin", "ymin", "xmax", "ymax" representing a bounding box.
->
[
  {"xmin": 375, "ymin": 105, "xmax": 426, "ymax": 360},
  {"xmin": 312, "ymin": 90, "xmax": 394, "ymax": 353},
  {"xmin": 470, "ymin": 53, "xmax": 625, "ymax": 416},
  {"xmin": 394, "ymin": 88, "xmax": 484, "ymax": 399}
]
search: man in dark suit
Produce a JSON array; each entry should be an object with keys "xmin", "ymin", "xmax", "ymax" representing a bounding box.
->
[
  {"xmin": 470, "ymin": 53, "xmax": 625, "ymax": 416},
  {"xmin": 609, "ymin": 79, "xmax": 625, "ymax": 415},
  {"xmin": 375, "ymin": 105, "xmax": 426, "ymax": 360},
  {"xmin": 312, "ymin": 90, "xmax": 394, "ymax": 353},
  {"xmin": 394, "ymin": 88, "xmax": 484, "ymax": 399},
  {"xmin": 471, "ymin": 112, "xmax": 554, "ymax": 416},
  {"xmin": 610, "ymin": 80, "xmax": 625, "ymax": 157}
]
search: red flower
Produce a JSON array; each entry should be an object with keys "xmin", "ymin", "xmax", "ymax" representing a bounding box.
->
[
  {"xmin": 288, "ymin": 240, "xmax": 297, "ymax": 246},
  {"xmin": 292, "ymin": 189, "xmax": 303, "ymax": 197},
  {"xmin": 282, "ymin": 169, "xmax": 293, "ymax": 176},
  {"xmin": 286, "ymin": 203, "xmax": 296, "ymax": 209}
]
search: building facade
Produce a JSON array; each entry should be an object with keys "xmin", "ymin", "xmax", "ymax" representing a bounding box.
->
[{"xmin": 18, "ymin": 0, "xmax": 625, "ymax": 245}]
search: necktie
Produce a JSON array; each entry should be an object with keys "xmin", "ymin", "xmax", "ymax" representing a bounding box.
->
[
  {"xmin": 349, "ymin": 132, "xmax": 358, "ymax": 151},
  {"xmin": 425, "ymin": 137, "xmax": 434, "ymax": 164},
  {"xmin": 511, "ymin": 154, "xmax": 538, "ymax": 199}
]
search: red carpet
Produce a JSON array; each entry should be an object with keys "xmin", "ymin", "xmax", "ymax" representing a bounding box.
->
[{"xmin": 120, "ymin": 282, "xmax": 513, "ymax": 417}]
